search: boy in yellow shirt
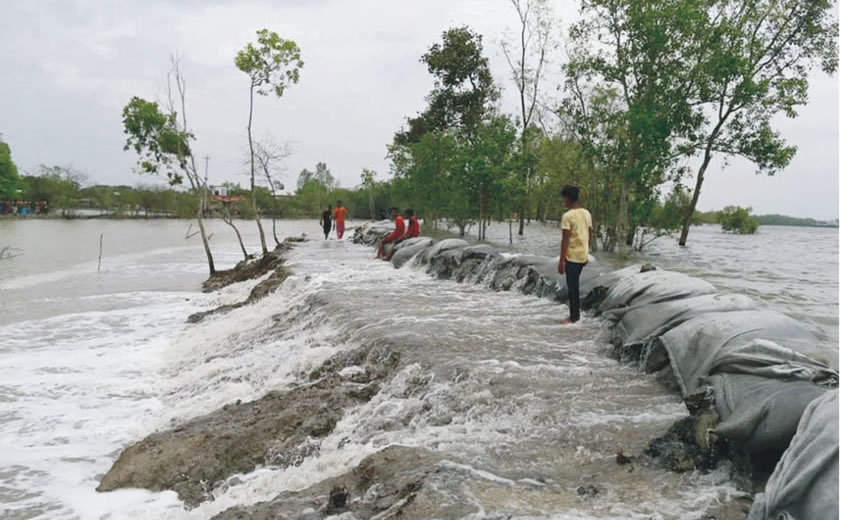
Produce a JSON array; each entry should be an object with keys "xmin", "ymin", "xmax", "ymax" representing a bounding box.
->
[{"xmin": 558, "ymin": 185, "xmax": 592, "ymax": 324}]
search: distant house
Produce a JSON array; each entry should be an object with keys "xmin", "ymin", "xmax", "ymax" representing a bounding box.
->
[{"xmin": 210, "ymin": 186, "xmax": 247, "ymax": 204}]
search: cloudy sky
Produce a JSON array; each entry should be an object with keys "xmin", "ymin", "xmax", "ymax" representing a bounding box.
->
[{"xmin": 1, "ymin": 0, "xmax": 838, "ymax": 219}]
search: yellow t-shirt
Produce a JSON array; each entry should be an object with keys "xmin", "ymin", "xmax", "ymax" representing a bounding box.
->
[{"xmin": 561, "ymin": 208, "xmax": 592, "ymax": 263}]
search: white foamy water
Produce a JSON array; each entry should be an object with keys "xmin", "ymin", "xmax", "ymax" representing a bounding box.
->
[{"xmin": 0, "ymin": 218, "xmax": 836, "ymax": 519}]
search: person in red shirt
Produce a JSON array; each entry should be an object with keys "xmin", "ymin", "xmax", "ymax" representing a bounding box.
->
[
  {"xmin": 384, "ymin": 208, "xmax": 420, "ymax": 260},
  {"xmin": 376, "ymin": 208, "xmax": 405, "ymax": 259},
  {"xmin": 404, "ymin": 208, "xmax": 419, "ymax": 238},
  {"xmin": 333, "ymin": 200, "xmax": 349, "ymax": 240}
]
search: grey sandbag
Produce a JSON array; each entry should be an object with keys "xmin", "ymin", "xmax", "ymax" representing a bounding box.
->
[
  {"xmin": 606, "ymin": 293, "xmax": 756, "ymax": 350},
  {"xmin": 581, "ymin": 265, "xmax": 647, "ymax": 310},
  {"xmin": 419, "ymin": 238, "xmax": 469, "ymax": 264},
  {"xmin": 460, "ymin": 244, "xmax": 500, "ymax": 262},
  {"xmin": 598, "ymin": 270, "xmax": 715, "ymax": 313},
  {"xmin": 747, "ymin": 390, "xmax": 838, "ymax": 520},
  {"xmin": 650, "ymin": 310, "xmax": 835, "ymax": 395},
  {"xmin": 706, "ymin": 373, "xmax": 828, "ymax": 455},
  {"xmin": 391, "ymin": 239, "xmax": 433, "ymax": 268}
]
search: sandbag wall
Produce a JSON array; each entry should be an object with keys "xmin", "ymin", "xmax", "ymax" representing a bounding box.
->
[{"xmin": 354, "ymin": 222, "xmax": 839, "ymax": 519}]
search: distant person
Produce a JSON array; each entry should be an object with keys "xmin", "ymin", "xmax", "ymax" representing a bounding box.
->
[
  {"xmin": 334, "ymin": 200, "xmax": 349, "ymax": 240},
  {"xmin": 558, "ymin": 185, "xmax": 592, "ymax": 325},
  {"xmin": 320, "ymin": 205, "xmax": 333, "ymax": 240},
  {"xmin": 376, "ymin": 207, "xmax": 405, "ymax": 259}
]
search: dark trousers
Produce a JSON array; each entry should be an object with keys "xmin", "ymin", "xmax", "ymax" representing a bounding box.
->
[{"xmin": 565, "ymin": 261, "xmax": 586, "ymax": 322}]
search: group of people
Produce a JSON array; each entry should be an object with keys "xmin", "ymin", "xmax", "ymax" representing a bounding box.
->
[
  {"xmin": 1, "ymin": 199, "xmax": 48, "ymax": 216},
  {"xmin": 376, "ymin": 207, "xmax": 419, "ymax": 260},
  {"xmin": 324, "ymin": 185, "xmax": 590, "ymax": 326},
  {"xmin": 319, "ymin": 200, "xmax": 349, "ymax": 240}
]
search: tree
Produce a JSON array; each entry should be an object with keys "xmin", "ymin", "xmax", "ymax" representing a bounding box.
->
[
  {"xmin": 502, "ymin": 0, "xmax": 554, "ymax": 235},
  {"xmin": 122, "ymin": 56, "xmax": 216, "ymax": 274},
  {"xmin": 676, "ymin": 0, "xmax": 838, "ymax": 245},
  {"xmin": 360, "ymin": 168, "xmax": 378, "ymax": 220},
  {"xmin": 252, "ymin": 138, "xmax": 290, "ymax": 245},
  {"xmin": 0, "ymin": 137, "xmax": 20, "ymax": 200},
  {"xmin": 235, "ymin": 29, "xmax": 304, "ymax": 255},
  {"xmin": 719, "ymin": 205, "xmax": 760, "ymax": 234},
  {"xmin": 565, "ymin": 0, "xmax": 710, "ymax": 252},
  {"xmin": 632, "ymin": 184, "xmax": 693, "ymax": 250}
]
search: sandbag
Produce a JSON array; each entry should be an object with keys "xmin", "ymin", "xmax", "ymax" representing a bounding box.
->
[
  {"xmin": 391, "ymin": 239, "xmax": 433, "ymax": 268},
  {"xmin": 580, "ymin": 265, "xmax": 649, "ymax": 310},
  {"xmin": 419, "ymin": 239, "xmax": 469, "ymax": 264},
  {"xmin": 460, "ymin": 244, "xmax": 500, "ymax": 262},
  {"xmin": 747, "ymin": 390, "xmax": 838, "ymax": 520},
  {"xmin": 598, "ymin": 270, "xmax": 715, "ymax": 313},
  {"xmin": 606, "ymin": 293, "xmax": 756, "ymax": 354},
  {"xmin": 650, "ymin": 310, "xmax": 835, "ymax": 395},
  {"xmin": 705, "ymin": 373, "xmax": 829, "ymax": 456}
]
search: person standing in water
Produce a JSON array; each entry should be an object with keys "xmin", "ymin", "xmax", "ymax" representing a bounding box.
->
[
  {"xmin": 334, "ymin": 200, "xmax": 349, "ymax": 240},
  {"xmin": 558, "ymin": 185, "xmax": 592, "ymax": 324},
  {"xmin": 320, "ymin": 205, "xmax": 333, "ymax": 240}
]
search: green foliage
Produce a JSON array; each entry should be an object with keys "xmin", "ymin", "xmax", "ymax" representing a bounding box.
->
[
  {"xmin": 719, "ymin": 206, "xmax": 760, "ymax": 234},
  {"xmin": 121, "ymin": 96, "xmax": 192, "ymax": 186},
  {"xmin": 18, "ymin": 165, "xmax": 88, "ymax": 216},
  {"xmin": 0, "ymin": 138, "xmax": 20, "ymax": 199},
  {"xmin": 235, "ymin": 29, "xmax": 304, "ymax": 96},
  {"xmin": 756, "ymin": 214, "xmax": 838, "ymax": 227}
]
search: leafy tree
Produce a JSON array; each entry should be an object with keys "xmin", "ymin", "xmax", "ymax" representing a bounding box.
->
[
  {"xmin": 121, "ymin": 57, "xmax": 216, "ymax": 273},
  {"xmin": 0, "ymin": 137, "xmax": 20, "ymax": 199},
  {"xmin": 633, "ymin": 185, "xmax": 693, "ymax": 250},
  {"xmin": 565, "ymin": 0, "xmax": 710, "ymax": 251},
  {"xmin": 719, "ymin": 205, "xmax": 760, "ymax": 234},
  {"xmin": 675, "ymin": 0, "xmax": 837, "ymax": 245},
  {"xmin": 235, "ymin": 29, "xmax": 304, "ymax": 254},
  {"xmin": 676, "ymin": 0, "xmax": 837, "ymax": 245}
]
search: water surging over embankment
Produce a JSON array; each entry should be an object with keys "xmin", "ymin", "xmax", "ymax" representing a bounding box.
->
[{"xmin": 87, "ymin": 229, "xmax": 797, "ymax": 520}]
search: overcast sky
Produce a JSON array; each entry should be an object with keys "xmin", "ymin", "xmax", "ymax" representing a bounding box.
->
[{"xmin": 0, "ymin": 0, "xmax": 838, "ymax": 219}]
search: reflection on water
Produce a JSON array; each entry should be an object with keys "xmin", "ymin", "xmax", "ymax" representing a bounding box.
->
[{"xmin": 0, "ymin": 218, "xmax": 837, "ymax": 519}]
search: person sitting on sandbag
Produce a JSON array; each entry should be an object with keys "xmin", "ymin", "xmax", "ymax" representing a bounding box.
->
[
  {"xmin": 385, "ymin": 209, "xmax": 420, "ymax": 260},
  {"xmin": 376, "ymin": 208, "xmax": 405, "ymax": 259}
]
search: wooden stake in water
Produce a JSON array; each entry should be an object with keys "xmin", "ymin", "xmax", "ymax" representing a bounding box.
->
[{"xmin": 97, "ymin": 233, "xmax": 103, "ymax": 273}]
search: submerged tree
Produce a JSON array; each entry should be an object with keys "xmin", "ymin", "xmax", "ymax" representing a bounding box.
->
[
  {"xmin": 676, "ymin": 0, "xmax": 838, "ymax": 245},
  {"xmin": 235, "ymin": 29, "xmax": 304, "ymax": 255},
  {"xmin": 719, "ymin": 206, "xmax": 759, "ymax": 234}
]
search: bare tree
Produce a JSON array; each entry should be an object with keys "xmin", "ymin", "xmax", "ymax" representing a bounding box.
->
[
  {"xmin": 250, "ymin": 138, "xmax": 290, "ymax": 246},
  {"xmin": 163, "ymin": 54, "xmax": 216, "ymax": 274},
  {"xmin": 502, "ymin": 0, "xmax": 555, "ymax": 236}
]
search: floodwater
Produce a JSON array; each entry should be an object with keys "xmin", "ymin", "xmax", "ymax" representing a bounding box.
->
[{"xmin": 0, "ymin": 218, "xmax": 837, "ymax": 519}]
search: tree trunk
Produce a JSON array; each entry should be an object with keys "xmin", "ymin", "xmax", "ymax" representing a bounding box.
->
[
  {"xmin": 225, "ymin": 217, "xmax": 249, "ymax": 260},
  {"xmin": 196, "ymin": 192, "xmax": 215, "ymax": 274},
  {"xmin": 616, "ymin": 178, "xmax": 631, "ymax": 254},
  {"xmin": 247, "ymin": 85, "xmax": 268, "ymax": 254},
  {"xmin": 679, "ymin": 150, "xmax": 712, "ymax": 246}
]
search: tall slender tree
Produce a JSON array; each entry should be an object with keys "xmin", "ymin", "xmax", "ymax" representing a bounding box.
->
[
  {"xmin": 235, "ymin": 29, "xmax": 303, "ymax": 254},
  {"xmin": 502, "ymin": 0, "xmax": 554, "ymax": 235}
]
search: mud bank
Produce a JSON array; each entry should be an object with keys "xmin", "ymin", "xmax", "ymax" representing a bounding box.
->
[
  {"xmin": 354, "ymin": 221, "xmax": 839, "ymax": 518},
  {"xmin": 188, "ymin": 236, "xmax": 306, "ymax": 323}
]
